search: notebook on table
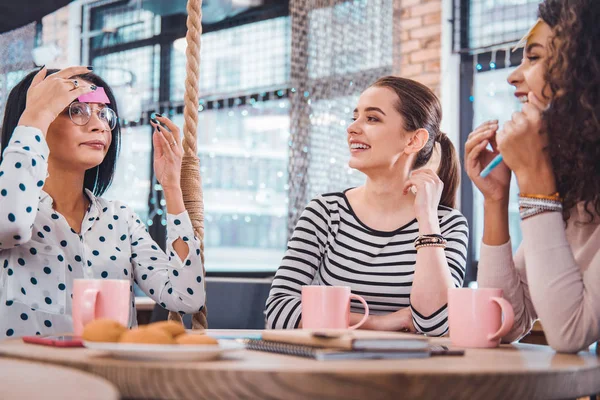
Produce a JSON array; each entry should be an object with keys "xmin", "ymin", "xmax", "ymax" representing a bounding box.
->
[
  {"xmin": 260, "ymin": 329, "xmax": 429, "ymax": 351},
  {"xmin": 243, "ymin": 339, "xmax": 431, "ymax": 361},
  {"xmin": 240, "ymin": 330, "xmax": 463, "ymax": 361}
]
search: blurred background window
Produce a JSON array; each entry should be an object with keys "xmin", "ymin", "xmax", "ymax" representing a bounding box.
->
[
  {"xmin": 452, "ymin": 0, "xmax": 541, "ymax": 284},
  {"xmin": 0, "ymin": 0, "xmax": 544, "ymax": 282}
]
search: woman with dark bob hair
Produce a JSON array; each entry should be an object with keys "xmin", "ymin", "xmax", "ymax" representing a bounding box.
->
[
  {"xmin": 0, "ymin": 66, "xmax": 205, "ymax": 338},
  {"xmin": 467, "ymin": 0, "xmax": 600, "ymax": 353}
]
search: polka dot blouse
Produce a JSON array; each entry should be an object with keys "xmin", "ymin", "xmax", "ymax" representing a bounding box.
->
[{"xmin": 0, "ymin": 126, "xmax": 205, "ymax": 339}]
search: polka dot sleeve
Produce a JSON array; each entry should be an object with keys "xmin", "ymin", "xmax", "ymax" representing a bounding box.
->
[
  {"xmin": 0, "ymin": 126, "xmax": 49, "ymax": 249},
  {"xmin": 128, "ymin": 208, "xmax": 205, "ymax": 314}
]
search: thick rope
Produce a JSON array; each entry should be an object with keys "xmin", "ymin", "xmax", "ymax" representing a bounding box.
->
[{"xmin": 168, "ymin": 0, "xmax": 207, "ymax": 329}]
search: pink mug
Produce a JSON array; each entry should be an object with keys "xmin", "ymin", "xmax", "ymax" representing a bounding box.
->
[
  {"xmin": 301, "ymin": 286, "xmax": 369, "ymax": 330},
  {"xmin": 448, "ymin": 288, "xmax": 515, "ymax": 348},
  {"xmin": 72, "ymin": 279, "xmax": 130, "ymax": 336}
]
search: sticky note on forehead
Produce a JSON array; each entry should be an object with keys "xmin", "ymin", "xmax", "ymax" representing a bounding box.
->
[
  {"xmin": 512, "ymin": 19, "xmax": 543, "ymax": 52},
  {"xmin": 78, "ymin": 87, "xmax": 110, "ymax": 104}
]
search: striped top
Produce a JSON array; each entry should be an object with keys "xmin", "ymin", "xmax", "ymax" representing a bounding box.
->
[{"xmin": 265, "ymin": 191, "xmax": 469, "ymax": 336}]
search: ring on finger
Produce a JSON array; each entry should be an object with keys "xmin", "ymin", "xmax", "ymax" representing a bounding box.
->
[{"xmin": 71, "ymin": 79, "xmax": 79, "ymax": 90}]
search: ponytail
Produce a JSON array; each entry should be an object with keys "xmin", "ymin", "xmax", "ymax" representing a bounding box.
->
[
  {"xmin": 370, "ymin": 77, "xmax": 460, "ymax": 209},
  {"xmin": 436, "ymin": 132, "xmax": 460, "ymax": 208}
]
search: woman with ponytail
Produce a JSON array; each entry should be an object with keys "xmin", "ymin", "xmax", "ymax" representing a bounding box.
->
[{"xmin": 265, "ymin": 76, "xmax": 468, "ymax": 335}]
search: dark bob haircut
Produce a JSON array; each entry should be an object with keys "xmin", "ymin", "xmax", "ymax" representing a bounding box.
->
[{"xmin": 0, "ymin": 68, "xmax": 121, "ymax": 197}]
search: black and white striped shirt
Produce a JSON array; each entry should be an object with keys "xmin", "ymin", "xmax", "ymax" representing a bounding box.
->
[{"xmin": 265, "ymin": 191, "xmax": 468, "ymax": 336}]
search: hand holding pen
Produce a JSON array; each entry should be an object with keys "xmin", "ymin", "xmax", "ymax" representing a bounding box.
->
[{"xmin": 465, "ymin": 120, "xmax": 511, "ymax": 203}]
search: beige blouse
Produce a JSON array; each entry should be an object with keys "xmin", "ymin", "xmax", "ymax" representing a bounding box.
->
[{"xmin": 477, "ymin": 203, "xmax": 600, "ymax": 353}]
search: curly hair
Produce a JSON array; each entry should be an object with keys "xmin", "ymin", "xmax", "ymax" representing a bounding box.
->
[
  {"xmin": 537, "ymin": 0, "xmax": 562, "ymax": 27},
  {"xmin": 543, "ymin": 0, "xmax": 600, "ymax": 222}
]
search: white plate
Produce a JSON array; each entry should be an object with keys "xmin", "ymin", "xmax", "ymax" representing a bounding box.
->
[{"xmin": 83, "ymin": 339, "xmax": 245, "ymax": 361}]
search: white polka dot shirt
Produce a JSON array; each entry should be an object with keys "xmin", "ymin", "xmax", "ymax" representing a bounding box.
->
[{"xmin": 0, "ymin": 126, "xmax": 205, "ymax": 338}]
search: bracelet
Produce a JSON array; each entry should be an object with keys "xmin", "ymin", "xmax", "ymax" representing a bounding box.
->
[
  {"xmin": 414, "ymin": 234, "xmax": 447, "ymax": 250},
  {"xmin": 519, "ymin": 192, "xmax": 562, "ymax": 201},
  {"xmin": 518, "ymin": 197, "xmax": 562, "ymax": 208},
  {"xmin": 520, "ymin": 206, "xmax": 562, "ymax": 220},
  {"xmin": 415, "ymin": 243, "xmax": 447, "ymax": 250},
  {"xmin": 519, "ymin": 194, "xmax": 563, "ymax": 220}
]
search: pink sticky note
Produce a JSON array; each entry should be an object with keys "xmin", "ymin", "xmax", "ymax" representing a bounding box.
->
[{"xmin": 78, "ymin": 87, "xmax": 110, "ymax": 104}]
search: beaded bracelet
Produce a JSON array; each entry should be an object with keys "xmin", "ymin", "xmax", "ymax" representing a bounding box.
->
[
  {"xmin": 519, "ymin": 194, "xmax": 562, "ymax": 221},
  {"xmin": 414, "ymin": 234, "xmax": 447, "ymax": 250},
  {"xmin": 415, "ymin": 242, "xmax": 447, "ymax": 250}
]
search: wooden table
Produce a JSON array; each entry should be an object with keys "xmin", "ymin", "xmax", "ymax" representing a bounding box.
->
[
  {"xmin": 0, "ymin": 330, "xmax": 599, "ymax": 400},
  {"xmin": 0, "ymin": 357, "xmax": 119, "ymax": 400}
]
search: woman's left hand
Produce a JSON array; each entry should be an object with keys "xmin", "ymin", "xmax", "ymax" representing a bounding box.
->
[
  {"xmin": 496, "ymin": 92, "xmax": 557, "ymax": 194},
  {"xmin": 151, "ymin": 115, "xmax": 183, "ymax": 191},
  {"xmin": 371, "ymin": 308, "xmax": 417, "ymax": 332},
  {"xmin": 403, "ymin": 169, "xmax": 443, "ymax": 229}
]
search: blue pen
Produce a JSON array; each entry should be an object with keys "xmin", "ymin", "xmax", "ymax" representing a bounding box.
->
[{"xmin": 480, "ymin": 154, "xmax": 503, "ymax": 178}]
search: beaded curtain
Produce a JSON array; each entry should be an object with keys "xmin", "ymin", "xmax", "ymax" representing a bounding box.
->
[
  {"xmin": 0, "ymin": 23, "xmax": 36, "ymax": 128},
  {"xmin": 287, "ymin": 0, "xmax": 393, "ymax": 236}
]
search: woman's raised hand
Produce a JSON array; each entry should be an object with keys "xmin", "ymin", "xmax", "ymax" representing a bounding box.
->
[
  {"xmin": 403, "ymin": 169, "xmax": 444, "ymax": 227},
  {"xmin": 496, "ymin": 93, "xmax": 556, "ymax": 195},
  {"xmin": 465, "ymin": 120, "xmax": 511, "ymax": 203},
  {"xmin": 18, "ymin": 66, "xmax": 96, "ymax": 134},
  {"xmin": 151, "ymin": 115, "xmax": 183, "ymax": 192}
]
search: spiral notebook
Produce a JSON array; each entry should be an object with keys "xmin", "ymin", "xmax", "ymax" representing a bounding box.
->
[
  {"xmin": 242, "ymin": 339, "xmax": 441, "ymax": 361},
  {"xmin": 260, "ymin": 329, "xmax": 429, "ymax": 351}
]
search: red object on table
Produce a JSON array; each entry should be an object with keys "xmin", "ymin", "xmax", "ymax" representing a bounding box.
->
[{"xmin": 22, "ymin": 335, "xmax": 83, "ymax": 348}]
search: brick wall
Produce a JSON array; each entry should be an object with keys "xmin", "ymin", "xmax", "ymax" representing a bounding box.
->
[{"xmin": 393, "ymin": 0, "xmax": 443, "ymax": 96}]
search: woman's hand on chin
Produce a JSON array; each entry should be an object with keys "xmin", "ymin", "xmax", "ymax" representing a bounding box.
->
[
  {"xmin": 496, "ymin": 92, "xmax": 557, "ymax": 194},
  {"xmin": 403, "ymin": 169, "xmax": 443, "ymax": 233},
  {"xmin": 151, "ymin": 115, "xmax": 183, "ymax": 192},
  {"xmin": 18, "ymin": 66, "xmax": 95, "ymax": 135}
]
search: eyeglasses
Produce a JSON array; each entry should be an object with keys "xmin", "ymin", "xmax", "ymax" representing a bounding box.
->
[{"xmin": 68, "ymin": 101, "xmax": 118, "ymax": 130}]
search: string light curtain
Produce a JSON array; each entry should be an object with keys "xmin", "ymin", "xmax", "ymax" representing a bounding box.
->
[
  {"xmin": 287, "ymin": 0, "xmax": 393, "ymax": 235},
  {"xmin": 0, "ymin": 23, "xmax": 36, "ymax": 126}
]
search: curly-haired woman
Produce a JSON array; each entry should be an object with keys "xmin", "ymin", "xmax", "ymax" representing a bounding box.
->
[{"xmin": 466, "ymin": 0, "xmax": 600, "ymax": 353}]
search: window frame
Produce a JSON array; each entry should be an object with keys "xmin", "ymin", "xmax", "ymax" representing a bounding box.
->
[
  {"xmin": 455, "ymin": 0, "xmax": 531, "ymax": 284},
  {"xmin": 85, "ymin": 1, "xmax": 291, "ymax": 278}
]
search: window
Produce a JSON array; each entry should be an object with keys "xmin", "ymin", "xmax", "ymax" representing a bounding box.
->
[
  {"xmin": 91, "ymin": 2, "xmax": 160, "ymax": 49},
  {"xmin": 170, "ymin": 99, "xmax": 289, "ymax": 273},
  {"xmin": 170, "ymin": 17, "xmax": 290, "ymax": 99},
  {"xmin": 471, "ymin": 67, "xmax": 524, "ymax": 259},
  {"xmin": 102, "ymin": 125, "xmax": 152, "ymax": 223},
  {"xmin": 166, "ymin": 17, "xmax": 292, "ymax": 274},
  {"xmin": 469, "ymin": 0, "xmax": 539, "ymax": 49},
  {"xmin": 82, "ymin": 1, "xmax": 391, "ymax": 276},
  {"xmin": 454, "ymin": 0, "xmax": 540, "ymax": 281}
]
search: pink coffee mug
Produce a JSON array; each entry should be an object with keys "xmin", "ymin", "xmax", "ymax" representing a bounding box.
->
[
  {"xmin": 72, "ymin": 279, "xmax": 130, "ymax": 336},
  {"xmin": 448, "ymin": 287, "xmax": 515, "ymax": 348},
  {"xmin": 301, "ymin": 286, "xmax": 369, "ymax": 330}
]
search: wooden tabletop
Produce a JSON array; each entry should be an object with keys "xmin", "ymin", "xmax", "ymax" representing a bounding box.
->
[
  {"xmin": 0, "ymin": 330, "xmax": 599, "ymax": 400},
  {"xmin": 0, "ymin": 357, "xmax": 119, "ymax": 400}
]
